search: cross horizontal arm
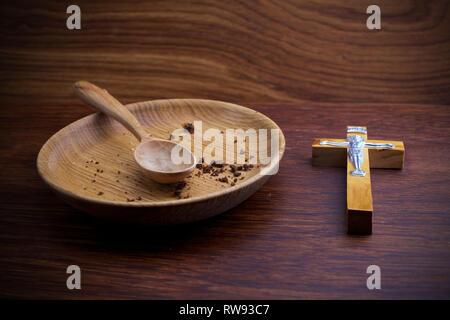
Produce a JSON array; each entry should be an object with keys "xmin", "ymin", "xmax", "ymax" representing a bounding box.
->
[{"xmin": 312, "ymin": 138, "xmax": 404, "ymax": 169}]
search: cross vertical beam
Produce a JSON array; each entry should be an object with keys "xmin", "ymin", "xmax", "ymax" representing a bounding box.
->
[{"xmin": 346, "ymin": 127, "xmax": 372, "ymax": 234}]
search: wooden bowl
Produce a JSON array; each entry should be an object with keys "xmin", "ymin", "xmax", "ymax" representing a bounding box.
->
[{"xmin": 37, "ymin": 99, "xmax": 285, "ymax": 225}]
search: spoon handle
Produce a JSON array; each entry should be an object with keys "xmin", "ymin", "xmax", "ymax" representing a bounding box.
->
[{"xmin": 73, "ymin": 81, "xmax": 149, "ymax": 142}]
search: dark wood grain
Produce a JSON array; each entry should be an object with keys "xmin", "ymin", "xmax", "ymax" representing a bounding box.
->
[
  {"xmin": 0, "ymin": 100, "xmax": 449, "ymax": 299},
  {"xmin": 0, "ymin": 0, "xmax": 449, "ymax": 105},
  {"xmin": 1, "ymin": 0, "xmax": 449, "ymax": 300}
]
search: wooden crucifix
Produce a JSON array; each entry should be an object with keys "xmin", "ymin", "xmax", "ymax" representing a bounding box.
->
[{"xmin": 312, "ymin": 126, "xmax": 405, "ymax": 234}]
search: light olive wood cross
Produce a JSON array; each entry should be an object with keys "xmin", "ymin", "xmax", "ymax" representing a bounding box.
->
[{"xmin": 312, "ymin": 126, "xmax": 405, "ymax": 234}]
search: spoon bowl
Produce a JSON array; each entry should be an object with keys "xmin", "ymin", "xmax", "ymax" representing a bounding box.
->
[
  {"xmin": 73, "ymin": 81, "xmax": 195, "ymax": 184},
  {"xmin": 134, "ymin": 139, "xmax": 195, "ymax": 183}
]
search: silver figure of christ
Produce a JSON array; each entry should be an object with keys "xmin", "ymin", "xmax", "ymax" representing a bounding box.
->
[{"xmin": 347, "ymin": 135, "xmax": 366, "ymax": 177}]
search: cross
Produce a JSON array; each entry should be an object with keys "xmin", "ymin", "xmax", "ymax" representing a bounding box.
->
[{"xmin": 312, "ymin": 126, "xmax": 405, "ymax": 234}]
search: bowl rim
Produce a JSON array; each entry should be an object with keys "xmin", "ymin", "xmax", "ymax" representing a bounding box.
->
[{"xmin": 36, "ymin": 98, "xmax": 286, "ymax": 208}]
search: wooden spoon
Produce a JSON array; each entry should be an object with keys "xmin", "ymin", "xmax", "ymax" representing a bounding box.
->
[{"xmin": 73, "ymin": 81, "xmax": 196, "ymax": 184}]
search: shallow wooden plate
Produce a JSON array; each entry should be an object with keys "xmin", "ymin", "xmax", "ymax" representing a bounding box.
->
[{"xmin": 37, "ymin": 99, "xmax": 285, "ymax": 225}]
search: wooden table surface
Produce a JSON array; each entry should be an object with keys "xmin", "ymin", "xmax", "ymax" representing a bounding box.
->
[
  {"xmin": 0, "ymin": 0, "xmax": 449, "ymax": 299},
  {"xmin": 0, "ymin": 101, "xmax": 449, "ymax": 299},
  {"xmin": 1, "ymin": 0, "xmax": 449, "ymax": 105}
]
